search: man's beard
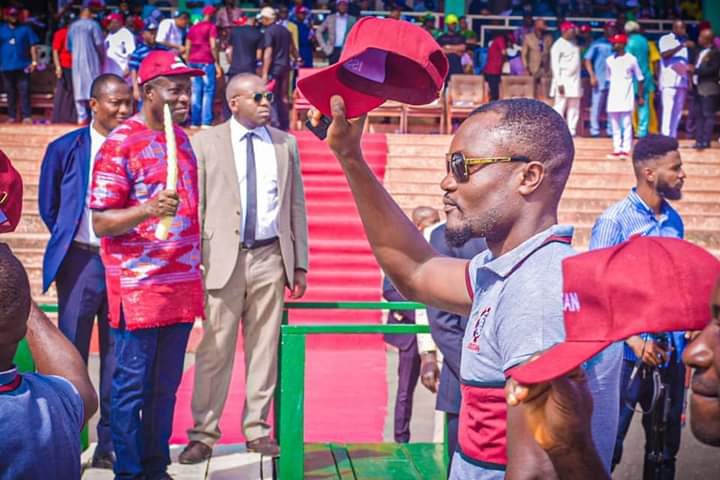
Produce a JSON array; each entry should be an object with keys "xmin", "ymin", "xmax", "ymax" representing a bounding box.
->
[
  {"xmin": 657, "ymin": 179, "xmax": 682, "ymax": 201},
  {"xmin": 445, "ymin": 208, "xmax": 502, "ymax": 248}
]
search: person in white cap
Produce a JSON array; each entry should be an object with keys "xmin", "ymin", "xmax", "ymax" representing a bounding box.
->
[{"xmin": 551, "ymin": 22, "xmax": 582, "ymax": 136}]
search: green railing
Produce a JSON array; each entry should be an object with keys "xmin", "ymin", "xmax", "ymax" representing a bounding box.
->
[
  {"xmin": 16, "ymin": 302, "xmax": 441, "ymax": 475},
  {"xmin": 277, "ymin": 301, "xmax": 439, "ymax": 479}
]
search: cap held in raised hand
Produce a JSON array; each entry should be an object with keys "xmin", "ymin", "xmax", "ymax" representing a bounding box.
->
[{"xmin": 297, "ymin": 17, "xmax": 449, "ymax": 119}]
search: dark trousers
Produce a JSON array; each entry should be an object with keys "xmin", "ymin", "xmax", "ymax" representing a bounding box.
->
[
  {"xmin": 55, "ymin": 245, "xmax": 114, "ymax": 455},
  {"xmin": 612, "ymin": 359, "xmax": 686, "ymax": 480},
  {"xmin": 392, "ymin": 341, "xmax": 421, "ymax": 443},
  {"xmin": 486, "ymin": 74, "xmax": 501, "ymax": 101},
  {"xmin": 329, "ymin": 47, "xmax": 343, "ymax": 65},
  {"xmin": 270, "ymin": 68, "xmax": 290, "ymax": 131},
  {"xmin": 446, "ymin": 412, "xmax": 459, "ymax": 477},
  {"xmin": 1, "ymin": 69, "xmax": 31, "ymax": 120},
  {"xmin": 52, "ymin": 68, "xmax": 77, "ymax": 123},
  {"xmin": 111, "ymin": 315, "xmax": 192, "ymax": 480},
  {"xmin": 694, "ymin": 93, "xmax": 719, "ymax": 145}
]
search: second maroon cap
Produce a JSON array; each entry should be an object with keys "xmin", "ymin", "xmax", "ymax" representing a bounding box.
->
[
  {"xmin": 137, "ymin": 51, "xmax": 205, "ymax": 86},
  {"xmin": 509, "ymin": 236, "xmax": 720, "ymax": 384}
]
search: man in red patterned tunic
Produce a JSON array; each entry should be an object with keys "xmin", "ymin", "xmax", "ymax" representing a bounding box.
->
[{"xmin": 90, "ymin": 50, "xmax": 205, "ymax": 480}]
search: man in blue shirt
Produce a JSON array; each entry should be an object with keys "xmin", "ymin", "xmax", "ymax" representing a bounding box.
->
[
  {"xmin": 0, "ymin": 243, "xmax": 98, "ymax": 479},
  {"xmin": 129, "ymin": 18, "xmax": 162, "ymax": 105},
  {"xmin": 0, "ymin": 7, "xmax": 39, "ymax": 124},
  {"xmin": 584, "ymin": 22, "xmax": 616, "ymax": 137},
  {"xmin": 589, "ymin": 134, "xmax": 688, "ymax": 479}
]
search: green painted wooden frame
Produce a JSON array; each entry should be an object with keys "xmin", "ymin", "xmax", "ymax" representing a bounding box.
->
[{"xmin": 277, "ymin": 301, "xmax": 448, "ymax": 479}]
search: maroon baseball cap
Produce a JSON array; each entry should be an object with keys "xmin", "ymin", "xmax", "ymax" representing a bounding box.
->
[
  {"xmin": 509, "ymin": 236, "xmax": 720, "ymax": 384},
  {"xmin": 297, "ymin": 17, "xmax": 448, "ymax": 118},
  {"xmin": 0, "ymin": 150, "xmax": 23, "ymax": 234},
  {"xmin": 137, "ymin": 50, "xmax": 205, "ymax": 86}
]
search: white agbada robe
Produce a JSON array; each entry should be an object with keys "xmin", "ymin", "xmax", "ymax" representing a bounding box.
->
[{"xmin": 550, "ymin": 37, "xmax": 582, "ymax": 98}]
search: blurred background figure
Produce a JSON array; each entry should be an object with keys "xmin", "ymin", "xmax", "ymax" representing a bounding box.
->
[
  {"xmin": 68, "ymin": 6, "xmax": 105, "ymax": 125},
  {"xmin": 51, "ymin": 13, "xmax": 77, "ymax": 124}
]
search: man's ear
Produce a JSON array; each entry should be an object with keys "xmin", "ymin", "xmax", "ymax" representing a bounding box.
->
[
  {"xmin": 643, "ymin": 166, "xmax": 656, "ymax": 183},
  {"xmin": 517, "ymin": 161, "xmax": 546, "ymax": 196}
]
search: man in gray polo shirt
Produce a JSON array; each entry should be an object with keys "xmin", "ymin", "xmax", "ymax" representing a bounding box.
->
[{"xmin": 310, "ymin": 96, "xmax": 622, "ymax": 478}]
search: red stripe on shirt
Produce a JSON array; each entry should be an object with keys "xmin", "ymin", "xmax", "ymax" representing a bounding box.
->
[
  {"xmin": 458, "ymin": 384, "xmax": 508, "ymax": 466},
  {"xmin": 465, "ymin": 260, "xmax": 474, "ymax": 300}
]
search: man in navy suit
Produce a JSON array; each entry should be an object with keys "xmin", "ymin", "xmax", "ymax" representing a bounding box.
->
[
  {"xmin": 38, "ymin": 73, "xmax": 132, "ymax": 469},
  {"xmin": 419, "ymin": 222, "xmax": 486, "ymax": 472},
  {"xmin": 382, "ymin": 206, "xmax": 440, "ymax": 443}
]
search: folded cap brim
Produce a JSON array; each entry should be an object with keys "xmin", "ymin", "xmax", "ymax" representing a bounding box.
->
[
  {"xmin": 508, "ymin": 340, "xmax": 611, "ymax": 385},
  {"xmin": 297, "ymin": 61, "xmax": 386, "ymax": 119}
]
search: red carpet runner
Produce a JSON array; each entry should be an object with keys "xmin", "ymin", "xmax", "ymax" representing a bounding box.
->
[{"xmin": 171, "ymin": 132, "xmax": 389, "ymax": 444}]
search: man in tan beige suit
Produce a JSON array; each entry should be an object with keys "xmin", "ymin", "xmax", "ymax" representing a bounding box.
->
[
  {"xmin": 179, "ymin": 73, "xmax": 308, "ymax": 462},
  {"xmin": 521, "ymin": 18, "xmax": 553, "ymax": 98}
]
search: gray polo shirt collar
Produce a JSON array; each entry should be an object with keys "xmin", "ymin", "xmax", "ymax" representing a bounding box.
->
[{"xmin": 480, "ymin": 224, "xmax": 574, "ymax": 278}]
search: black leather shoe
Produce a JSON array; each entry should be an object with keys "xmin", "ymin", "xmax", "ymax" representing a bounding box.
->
[
  {"xmin": 91, "ymin": 451, "xmax": 116, "ymax": 469},
  {"xmin": 692, "ymin": 142, "xmax": 707, "ymax": 150}
]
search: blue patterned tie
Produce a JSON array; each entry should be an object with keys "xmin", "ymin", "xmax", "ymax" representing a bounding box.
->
[{"xmin": 243, "ymin": 131, "xmax": 257, "ymax": 247}]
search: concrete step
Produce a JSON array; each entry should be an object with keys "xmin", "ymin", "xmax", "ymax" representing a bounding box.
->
[{"xmin": 1, "ymin": 232, "xmax": 50, "ymax": 250}]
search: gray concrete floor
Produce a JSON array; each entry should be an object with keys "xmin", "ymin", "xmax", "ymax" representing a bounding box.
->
[{"xmin": 83, "ymin": 350, "xmax": 720, "ymax": 479}]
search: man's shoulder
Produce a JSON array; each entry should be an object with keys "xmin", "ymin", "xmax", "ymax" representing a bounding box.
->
[
  {"xmin": 266, "ymin": 125, "xmax": 294, "ymax": 145},
  {"xmin": 48, "ymin": 127, "xmax": 88, "ymax": 152},
  {"xmin": 193, "ymin": 122, "xmax": 229, "ymax": 144}
]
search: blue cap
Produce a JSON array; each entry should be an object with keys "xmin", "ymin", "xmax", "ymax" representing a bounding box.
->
[{"xmin": 144, "ymin": 17, "xmax": 159, "ymax": 31}]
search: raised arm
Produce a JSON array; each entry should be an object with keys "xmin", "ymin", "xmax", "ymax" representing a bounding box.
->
[
  {"xmin": 26, "ymin": 302, "xmax": 98, "ymax": 426},
  {"xmin": 311, "ymin": 96, "xmax": 472, "ymax": 316}
]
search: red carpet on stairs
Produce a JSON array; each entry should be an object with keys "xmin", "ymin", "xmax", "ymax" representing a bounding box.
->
[{"xmin": 171, "ymin": 132, "xmax": 390, "ymax": 444}]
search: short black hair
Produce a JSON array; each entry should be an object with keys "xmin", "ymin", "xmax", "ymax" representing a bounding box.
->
[
  {"xmin": 632, "ymin": 134, "xmax": 679, "ymax": 165},
  {"xmin": 90, "ymin": 73, "xmax": 126, "ymax": 100},
  {"xmin": 0, "ymin": 246, "xmax": 31, "ymax": 331},
  {"xmin": 469, "ymin": 98, "xmax": 575, "ymax": 197}
]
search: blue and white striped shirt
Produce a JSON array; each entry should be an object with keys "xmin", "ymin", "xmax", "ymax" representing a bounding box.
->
[{"xmin": 589, "ymin": 187, "xmax": 685, "ymax": 362}]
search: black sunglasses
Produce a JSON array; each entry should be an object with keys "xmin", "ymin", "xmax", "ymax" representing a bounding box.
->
[
  {"xmin": 445, "ymin": 151, "xmax": 531, "ymax": 183},
  {"xmin": 251, "ymin": 92, "xmax": 274, "ymax": 104}
]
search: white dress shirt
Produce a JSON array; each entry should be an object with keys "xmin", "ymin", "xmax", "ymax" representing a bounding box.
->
[
  {"xmin": 550, "ymin": 37, "xmax": 582, "ymax": 98},
  {"xmin": 658, "ymin": 32, "xmax": 689, "ymax": 89},
  {"xmin": 230, "ymin": 118, "xmax": 279, "ymax": 242},
  {"xmin": 75, "ymin": 123, "xmax": 105, "ymax": 246},
  {"xmin": 157, "ymin": 18, "xmax": 183, "ymax": 51},
  {"xmin": 104, "ymin": 26, "xmax": 136, "ymax": 76},
  {"xmin": 606, "ymin": 52, "xmax": 644, "ymax": 113},
  {"xmin": 334, "ymin": 14, "xmax": 348, "ymax": 48}
]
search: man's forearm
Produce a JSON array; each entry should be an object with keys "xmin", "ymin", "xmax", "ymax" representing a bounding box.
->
[
  {"xmin": 262, "ymin": 48, "xmax": 272, "ymax": 78},
  {"xmin": 26, "ymin": 303, "xmax": 98, "ymax": 425},
  {"xmin": 93, "ymin": 204, "xmax": 150, "ymax": 237},
  {"xmin": 334, "ymin": 150, "xmax": 435, "ymax": 297},
  {"xmin": 546, "ymin": 441, "xmax": 609, "ymax": 480}
]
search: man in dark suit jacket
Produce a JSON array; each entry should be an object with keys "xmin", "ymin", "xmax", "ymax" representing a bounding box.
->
[
  {"xmin": 382, "ymin": 206, "xmax": 439, "ymax": 443},
  {"xmin": 420, "ymin": 222, "xmax": 487, "ymax": 470},
  {"xmin": 38, "ymin": 74, "xmax": 132, "ymax": 469},
  {"xmin": 692, "ymin": 28, "xmax": 720, "ymax": 149}
]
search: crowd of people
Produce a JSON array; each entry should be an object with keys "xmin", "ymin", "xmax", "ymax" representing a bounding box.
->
[{"xmin": 0, "ymin": 1, "xmax": 715, "ymax": 142}]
